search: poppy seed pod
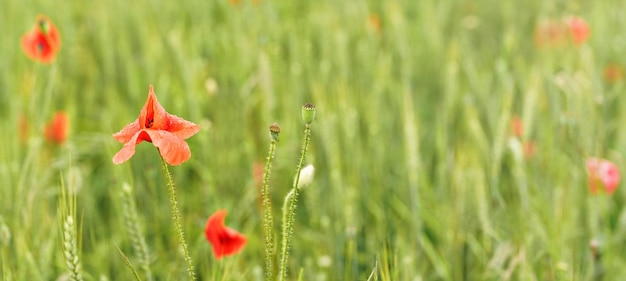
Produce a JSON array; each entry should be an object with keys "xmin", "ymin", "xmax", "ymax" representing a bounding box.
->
[
  {"xmin": 302, "ymin": 102, "xmax": 316, "ymax": 124},
  {"xmin": 269, "ymin": 123, "xmax": 280, "ymax": 142}
]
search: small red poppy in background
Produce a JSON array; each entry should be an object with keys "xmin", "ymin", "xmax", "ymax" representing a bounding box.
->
[
  {"xmin": 112, "ymin": 85, "xmax": 200, "ymax": 166},
  {"xmin": 587, "ymin": 158, "xmax": 620, "ymax": 195},
  {"xmin": 366, "ymin": 13, "xmax": 382, "ymax": 33},
  {"xmin": 252, "ymin": 161, "xmax": 265, "ymax": 188},
  {"xmin": 21, "ymin": 15, "xmax": 61, "ymax": 64},
  {"xmin": 604, "ymin": 64, "xmax": 623, "ymax": 84},
  {"xmin": 522, "ymin": 141, "xmax": 536, "ymax": 159},
  {"xmin": 534, "ymin": 19, "xmax": 568, "ymax": 48},
  {"xmin": 18, "ymin": 114, "xmax": 30, "ymax": 143},
  {"xmin": 205, "ymin": 209, "xmax": 247, "ymax": 259},
  {"xmin": 565, "ymin": 16, "xmax": 590, "ymax": 46},
  {"xmin": 44, "ymin": 111, "xmax": 69, "ymax": 144},
  {"xmin": 509, "ymin": 115, "xmax": 536, "ymax": 159},
  {"xmin": 510, "ymin": 115, "xmax": 524, "ymax": 138}
]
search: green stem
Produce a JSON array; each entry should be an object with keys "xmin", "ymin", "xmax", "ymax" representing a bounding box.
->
[
  {"xmin": 262, "ymin": 141, "xmax": 277, "ymax": 281},
  {"xmin": 160, "ymin": 156, "xmax": 196, "ymax": 281},
  {"xmin": 59, "ymin": 178, "xmax": 83, "ymax": 281},
  {"xmin": 278, "ymin": 124, "xmax": 311, "ymax": 281},
  {"xmin": 121, "ymin": 184, "xmax": 153, "ymax": 281}
]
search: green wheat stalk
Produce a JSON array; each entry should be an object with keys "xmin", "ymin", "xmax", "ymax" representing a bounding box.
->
[
  {"xmin": 117, "ymin": 246, "xmax": 143, "ymax": 281},
  {"xmin": 59, "ymin": 180, "xmax": 83, "ymax": 281},
  {"xmin": 121, "ymin": 183, "xmax": 153, "ymax": 281}
]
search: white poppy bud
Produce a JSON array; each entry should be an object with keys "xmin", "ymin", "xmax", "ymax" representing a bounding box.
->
[{"xmin": 295, "ymin": 164, "xmax": 315, "ymax": 189}]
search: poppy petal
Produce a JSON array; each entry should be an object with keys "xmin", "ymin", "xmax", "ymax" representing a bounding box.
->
[
  {"xmin": 139, "ymin": 85, "xmax": 169, "ymax": 129},
  {"xmin": 113, "ymin": 119, "xmax": 140, "ymax": 143},
  {"xmin": 219, "ymin": 228, "xmax": 247, "ymax": 256},
  {"xmin": 167, "ymin": 114, "xmax": 201, "ymax": 139},
  {"xmin": 206, "ymin": 210, "xmax": 227, "ymax": 244},
  {"xmin": 44, "ymin": 111, "xmax": 69, "ymax": 144},
  {"xmin": 599, "ymin": 161, "xmax": 620, "ymax": 194},
  {"xmin": 36, "ymin": 15, "xmax": 61, "ymax": 49},
  {"xmin": 21, "ymin": 32, "xmax": 57, "ymax": 63},
  {"xmin": 112, "ymin": 132, "xmax": 141, "ymax": 164},
  {"xmin": 145, "ymin": 130, "xmax": 191, "ymax": 166},
  {"xmin": 205, "ymin": 210, "xmax": 247, "ymax": 259},
  {"xmin": 587, "ymin": 158, "xmax": 620, "ymax": 195}
]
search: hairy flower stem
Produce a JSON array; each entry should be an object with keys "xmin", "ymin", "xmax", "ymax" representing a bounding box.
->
[
  {"xmin": 262, "ymin": 140, "xmax": 277, "ymax": 281},
  {"xmin": 160, "ymin": 156, "xmax": 196, "ymax": 281},
  {"xmin": 278, "ymin": 124, "xmax": 311, "ymax": 281}
]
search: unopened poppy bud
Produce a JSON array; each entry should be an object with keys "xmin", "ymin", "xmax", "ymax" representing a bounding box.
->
[
  {"xmin": 269, "ymin": 123, "xmax": 280, "ymax": 142},
  {"xmin": 0, "ymin": 218, "xmax": 10, "ymax": 247},
  {"xmin": 122, "ymin": 182, "xmax": 132, "ymax": 194},
  {"xmin": 590, "ymin": 237, "xmax": 603, "ymax": 261},
  {"xmin": 295, "ymin": 164, "xmax": 315, "ymax": 189},
  {"xmin": 302, "ymin": 102, "xmax": 316, "ymax": 124}
]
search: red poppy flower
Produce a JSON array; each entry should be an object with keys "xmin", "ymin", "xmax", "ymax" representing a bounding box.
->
[
  {"xmin": 205, "ymin": 209, "xmax": 247, "ymax": 259},
  {"xmin": 44, "ymin": 111, "xmax": 69, "ymax": 144},
  {"xmin": 21, "ymin": 15, "xmax": 61, "ymax": 64},
  {"xmin": 587, "ymin": 158, "xmax": 620, "ymax": 195},
  {"xmin": 112, "ymin": 85, "xmax": 200, "ymax": 166},
  {"xmin": 522, "ymin": 141, "xmax": 536, "ymax": 159},
  {"xmin": 604, "ymin": 64, "xmax": 623, "ymax": 84},
  {"xmin": 534, "ymin": 19, "xmax": 568, "ymax": 48},
  {"xmin": 253, "ymin": 161, "xmax": 265, "ymax": 188},
  {"xmin": 510, "ymin": 115, "xmax": 524, "ymax": 138},
  {"xmin": 18, "ymin": 113, "xmax": 30, "ymax": 143},
  {"xmin": 565, "ymin": 16, "xmax": 590, "ymax": 46},
  {"xmin": 366, "ymin": 13, "xmax": 382, "ymax": 33}
]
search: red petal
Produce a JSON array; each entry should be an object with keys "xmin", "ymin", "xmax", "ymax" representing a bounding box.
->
[
  {"xmin": 21, "ymin": 31, "xmax": 57, "ymax": 63},
  {"xmin": 600, "ymin": 160, "xmax": 620, "ymax": 194},
  {"xmin": 36, "ymin": 15, "xmax": 62, "ymax": 49},
  {"xmin": 166, "ymin": 114, "xmax": 200, "ymax": 139},
  {"xmin": 205, "ymin": 210, "xmax": 247, "ymax": 259},
  {"xmin": 113, "ymin": 119, "xmax": 140, "ymax": 143},
  {"xmin": 139, "ymin": 85, "xmax": 169, "ymax": 129},
  {"xmin": 206, "ymin": 210, "xmax": 227, "ymax": 237},
  {"xmin": 219, "ymin": 228, "xmax": 247, "ymax": 257},
  {"xmin": 44, "ymin": 111, "xmax": 69, "ymax": 144},
  {"xmin": 205, "ymin": 210, "xmax": 226, "ymax": 258},
  {"xmin": 145, "ymin": 130, "xmax": 191, "ymax": 166},
  {"xmin": 112, "ymin": 132, "xmax": 141, "ymax": 164}
]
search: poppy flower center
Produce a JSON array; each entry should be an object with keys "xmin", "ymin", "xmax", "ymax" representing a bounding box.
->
[
  {"xmin": 145, "ymin": 118, "xmax": 154, "ymax": 128},
  {"xmin": 220, "ymin": 236, "xmax": 228, "ymax": 244},
  {"xmin": 36, "ymin": 42, "xmax": 45, "ymax": 53}
]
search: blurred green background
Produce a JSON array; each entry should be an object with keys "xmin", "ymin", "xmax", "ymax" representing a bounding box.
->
[{"xmin": 2, "ymin": 0, "xmax": 626, "ymax": 280}]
